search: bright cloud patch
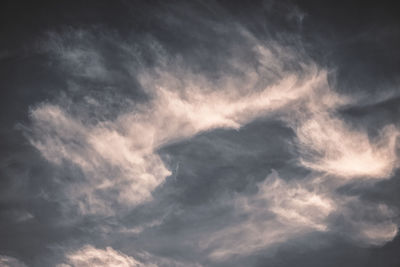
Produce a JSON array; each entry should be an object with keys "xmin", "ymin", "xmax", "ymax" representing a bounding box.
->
[
  {"xmin": 202, "ymin": 170, "xmax": 334, "ymax": 260},
  {"xmin": 58, "ymin": 245, "xmax": 202, "ymax": 267},
  {"xmin": 58, "ymin": 245, "xmax": 145, "ymax": 267},
  {"xmin": 202, "ymin": 170, "xmax": 399, "ymax": 260},
  {"xmin": 0, "ymin": 255, "xmax": 27, "ymax": 267},
  {"xmin": 295, "ymin": 113, "xmax": 398, "ymax": 179}
]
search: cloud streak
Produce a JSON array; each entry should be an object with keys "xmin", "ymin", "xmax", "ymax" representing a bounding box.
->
[
  {"xmin": 201, "ymin": 170, "xmax": 334, "ymax": 260},
  {"xmin": 58, "ymin": 245, "xmax": 146, "ymax": 267},
  {"xmin": 202, "ymin": 169, "xmax": 398, "ymax": 260},
  {"xmin": 0, "ymin": 255, "xmax": 27, "ymax": 267},
  {"xmin": 58, "ymin": 245, "xmax": 202, "ymax": 267}
]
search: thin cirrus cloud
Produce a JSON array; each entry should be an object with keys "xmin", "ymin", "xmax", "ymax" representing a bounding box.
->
[
  {"xmin": 28, "ymin": 27, "xmax": 327, "ymax": 216},
  {"xmin": 57, "ymin": 245, "xmax": 146, "ymax": 267},
  {"xmin": 57, "ymin": 245, "xmax": 202, "ymax": 267},
  {"xmin": 0, "ymin": 255, "xmax": 28, "ymax": 267},
  {"xmin": 199, "ymin": 82, "xmax": 400, "ymax": 259},
  {"xmin": 24, "ymin": 17, "xmax": 400, "ymax": 265},
  {"xmin": 201, "ymin": 169, "xmax": 398, "ymax": 260},
  {"xmin": 200, "ymin": 170, "xmax": 335, "ymax": 260},
  {"xmin": 293, "ymin": 105, "xmax": 399, "ymax": 179}
]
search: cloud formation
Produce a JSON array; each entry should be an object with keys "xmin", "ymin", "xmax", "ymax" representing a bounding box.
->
[
  {"xmin": 28, "ymin": 27, "xmax": 327, "ymax": 215},
  {"xmin": 293, "ymin": 105, "xmax": 399, "ymax": 179},
  {"xmin": 58, "ymin": 245, "xmax": 145, "ymax": 267},
  {"xmin": 202, "ymin": 169, "xmax": 399, "ymax": 260},
  {"xmin": 201, "ymin": 170, "xmax": 334, "ymax": 260},
  {"xmin": 58, "ymin": 245, "xmax": 202, "ymax": 267},
  {"xmin": 0, "ymin": 255, "xmax": 27, "ymax": 267},
  {"xmin": 17, "ymin": 4, "xmax": 400, "ymax": 265}
]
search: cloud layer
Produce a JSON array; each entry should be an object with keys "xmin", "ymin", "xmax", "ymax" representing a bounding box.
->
[
  {"xmin": 25, "ymin": 22, "xmax": 400, "ymax": 264},
  {"xmin": 2, "ymin": 1, "xmax": 399, "ymax": 266},
  {"xmin": 28, "ymin": 27, "xmax": 328, "ymax": 215}
]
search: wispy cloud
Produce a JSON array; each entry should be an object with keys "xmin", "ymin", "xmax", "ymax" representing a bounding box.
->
[
  {"xmin": 58, "ymin": 245, "xmax": 202, "ymax": 267},
  {"xmin": 28, "ymin": 27, "xmax": 325, "ymax": 215},
  {"xmin": 201, "ymin": 170, "xmax": 334, "ymax": 260},
  {"xmin": 202, "ymin": 169, "xmax": 398, "ymax": 260},
  {"xmin": 57, "ymin": 245, "xmax": 146, "ymax": 267},
  {"xmin": 0, "ymin": 255, "xmax": 27, "ymax": 267},
  {"xmin": 24, "ymin": 8, "xmax": 400, "ymax": 264},
  {"xmin": 291, "ymin": 97, "xmax": 399, "ymax": 179}
]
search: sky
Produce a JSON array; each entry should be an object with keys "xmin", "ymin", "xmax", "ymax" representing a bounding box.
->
[{"xmin": 1, "ymin": 1, "xmax": 400, "ymax": 266}]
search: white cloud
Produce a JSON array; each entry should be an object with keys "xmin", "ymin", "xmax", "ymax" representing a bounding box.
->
[
  {"xmin": 58, "ymin": 245, "xmax": 147, "ymax": 267},
  {"xmin": 201, "ymin": 170, "xmax": 334, "ymax": 260},
  {"xmin": 202, "ymin": 169, "xmax": 399, "ymax": 260},
  {"xmin": 58, "ymin": 245, "xmax": 202, "ymax": 267},
  {"xmin": 28, "ymin": 25, "xmax": 399, "ymax": 259},
  {"xmin": 283, "ymin": 76, "xmax": 399, "ymax": 180},
  {"xmin": 30, "ymin": 104, "xmax": 171, "ymax": 215},
  {"xmin": 294, "ymin": 112, "xmax": 398, "ymax": 179},
  {"xmin": 29, "ymin": 29, "xmax": 327, "ymax": 215},
  {"xmin": 0, "ymin": 255, "xmax": 27, "ymax": 267}
]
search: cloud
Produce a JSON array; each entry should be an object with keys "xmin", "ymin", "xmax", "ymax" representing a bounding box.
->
[
  {"xmin": 0, "ymin": 255, "xmax": 27, "ymax": 267},
  {"xmin": 293, "ymin": 109, "xmax": 399, "ymax": 179},
  {"xmin": 201, "ymin": 170, "xmax": 334, "ymax": 260},
  {"xmin": 28, "ymin": 27, "xmax": 326, "ymax": 215},
  {"xmin": 43, "ymin": 30, "xmax": 110, "ymax": 81},
  {"xmin": 29, "ymin": 104, "xmax": 171, "ymax": 215},
  {"xmin": 58, "ymin": 245, "xmax": 202, "ymax": 267},
  {"xmin": 2, "ymin": 1, "xmax": 400, "ymax": 267},
  {"xmin": 25, "ymin": 12, "xmax": 400, "ymax": 263},
  {"xmin": 58, "ymin": 245, "xmax": 146, "ymax": 267},
  {"xmin": 201, "ymin": 169, "xmax": 399, "ymax": 261},
  {"xmin": 273, "ymin": 75, "xmax": 400, "ymax": 180},
  {"xmin": 331, "ymin": 195, "xmax": 398, "ymax": 246},
  {"xmin": 5, "ymin": 210, "xmax": 34, "ymax": 223}
]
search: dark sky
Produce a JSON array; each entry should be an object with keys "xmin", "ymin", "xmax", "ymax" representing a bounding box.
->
[{"xmin": 1, "ymin": 1, "xmax": 400, "ymax": 266}]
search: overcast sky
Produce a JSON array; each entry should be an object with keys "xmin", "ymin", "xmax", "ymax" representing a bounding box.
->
[{"xmin": 1, "ymin": 1, "xmax": 400, "ymax": 266}]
